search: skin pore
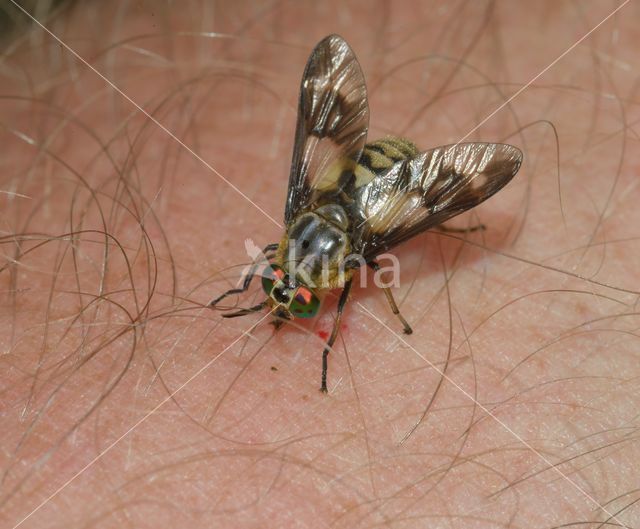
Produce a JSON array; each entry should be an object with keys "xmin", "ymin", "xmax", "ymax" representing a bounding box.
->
[{"xmin": 1, "ymin": 1, "xmax": 639, "ymax": 528}]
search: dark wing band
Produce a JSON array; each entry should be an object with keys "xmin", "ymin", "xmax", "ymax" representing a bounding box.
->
[
  {"xmin": 284, "ymin": 34, "xmax": 370, "ymax": 224},
  {"xmin": 351, "ymin": 142, "xmax": 523, "ymax": 260}
]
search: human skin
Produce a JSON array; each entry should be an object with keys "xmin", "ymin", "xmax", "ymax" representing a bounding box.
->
[{"xmin": 1, "ymin": 1, "xmax": 639, "ymax": 528}]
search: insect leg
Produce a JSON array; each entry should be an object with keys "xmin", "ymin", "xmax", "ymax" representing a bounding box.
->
[
  {"xmin": 209, "ymin": 243, "xmax": 279, "ymax": 307},
  {"xmin": 368, "ymin": 261, "xmax": 413, "ymax": 335},
  {"xmin": 221, "ymin": 301, "xmax": 268, "ymax": 318},
  {"xmin": 320, "ymin": 278, "xmax": 353, "ymax": 394}
]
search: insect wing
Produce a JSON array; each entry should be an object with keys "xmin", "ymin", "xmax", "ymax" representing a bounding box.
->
[
  {"xmin": 352, "ymin": 142, "xmax": 523, "ymax": 259},
  {"xmin": 284, "ymin": 34, "xmax": 370, "ymax": 223}
]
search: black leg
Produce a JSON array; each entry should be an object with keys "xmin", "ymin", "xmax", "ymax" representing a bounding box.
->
[
  {"xmin": 437, "ymin": 223, "xmax": 486, "ymax": 234},
  {"xmin": 209, "ymin": 243, "xmax": 278, "ymax": 307},
  {"xmin": 368, "ymin": 261, "xmax": 413, "ymax": 335},
  {"xmin": 320, "ymin": 278, "xmax": 353, "ymax": 393},
  {"xmin": 221, "ymin": 301, "xmax": 268, "ymax": 318}
]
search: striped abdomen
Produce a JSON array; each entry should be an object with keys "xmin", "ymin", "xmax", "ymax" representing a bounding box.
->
[{"xmin": 354, "ymin": 137, "xmax": 419, "ymax": 186}]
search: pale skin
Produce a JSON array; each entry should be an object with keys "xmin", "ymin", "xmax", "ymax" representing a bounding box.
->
[{"xmin": 1, "ymin": 1, "xmax": 639, "ymax": 528}]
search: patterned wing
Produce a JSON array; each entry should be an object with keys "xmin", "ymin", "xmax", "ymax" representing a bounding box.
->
[
  {"xmin": 284, "ymin": 34, "xmax": 370, "ymax": 224},
  {"xmin": 351, "ymin": 142, "xmax": 523, "ymax": 260}
]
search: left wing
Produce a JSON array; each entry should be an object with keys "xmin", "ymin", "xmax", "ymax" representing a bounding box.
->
[
  {"xmin": 350, "ymin": 142, "xmax": 523, "ymax": 261},
  {"xmin": 284, "ymin": 34, "xmax": 370, "ymax": 224}
]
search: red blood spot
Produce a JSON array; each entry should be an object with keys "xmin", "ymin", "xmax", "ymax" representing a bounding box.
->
[{"xmin": 317, "ymin": 330, "xmax": 329, "ymax": 341}]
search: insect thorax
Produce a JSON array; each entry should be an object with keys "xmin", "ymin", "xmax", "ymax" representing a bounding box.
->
[{"xmin": 276, "ymin": 204, "xmax": 353, "ymax": 290}]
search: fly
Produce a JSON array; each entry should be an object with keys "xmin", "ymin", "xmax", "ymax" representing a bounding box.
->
[{"xmin": 211, "ymin": 35, "xmax": 522, "ymax": 393}]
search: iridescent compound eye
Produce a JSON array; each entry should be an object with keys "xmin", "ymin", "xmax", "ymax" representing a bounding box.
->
[
  {"xmin": 289, "ymin": 286, "xmax": 320, "ymax": 318},
  {"xmin": 261, "ymin": 265, "xmax": 285, "ymax": 295}
]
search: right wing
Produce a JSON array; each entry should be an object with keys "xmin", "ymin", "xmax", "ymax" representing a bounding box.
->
[{"xmin": 284, "ymin": 34, "xmax": 370, "ymax": 224}]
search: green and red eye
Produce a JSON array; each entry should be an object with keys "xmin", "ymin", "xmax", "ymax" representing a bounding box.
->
[
  {"xmin": 261, "ymin": 265, "xmax": 284, "ymax": 295},
  {"xmin": 262, "ymin": 265, "xmax": 319, "ymax": 318},
  {"xmin": 289, "ymin": 286, "xmax": 320, "ymax": 318}
]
